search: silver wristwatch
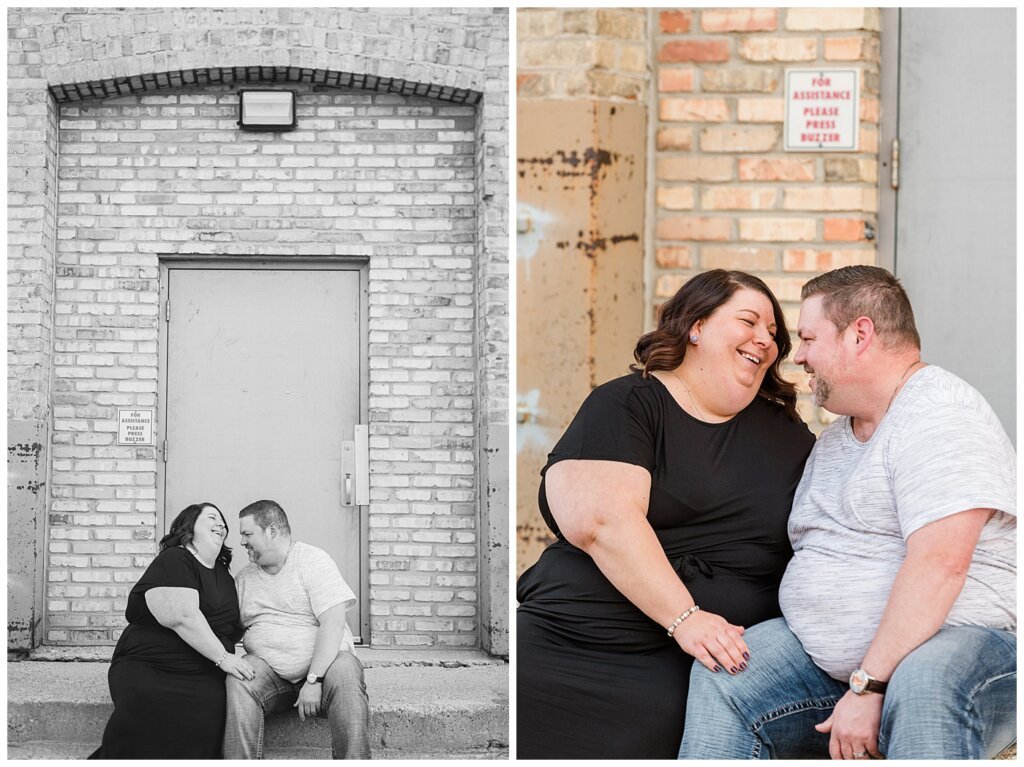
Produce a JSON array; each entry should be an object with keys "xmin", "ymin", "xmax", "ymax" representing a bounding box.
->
[
  {"xmin": 306, "ymin": 672, "xmax": 325, "ymax": 685},
  {"xmin": 849, "ymin": 667, "xmax": 887, "ymax": 695}
]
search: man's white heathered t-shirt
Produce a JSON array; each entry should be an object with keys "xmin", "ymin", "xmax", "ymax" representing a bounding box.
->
[
  {"xmin": 236, "ymin": 541, "xmax": 356, "ymax": 683},
  {"xmin": 779, "ymin": 365, "xmax": 1016, "ymax": 681}
]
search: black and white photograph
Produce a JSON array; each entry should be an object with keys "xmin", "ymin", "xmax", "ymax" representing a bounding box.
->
[{"xmin": 8, "ymin": 6, "xmax": 509, "ymax": 759}]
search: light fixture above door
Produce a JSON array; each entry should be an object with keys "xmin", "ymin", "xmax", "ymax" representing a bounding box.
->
[{"xmin": 237, "ymin": 89, "xmax": 297, "ymax": 131}]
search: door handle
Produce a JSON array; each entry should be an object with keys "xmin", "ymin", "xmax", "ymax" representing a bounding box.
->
[
  {"xmin": 341, "ymin": 441, "xmax": 355, "ymax": 507},
  {"xmin": 343, "ymin": 472, "xmax": 353, "ymax": 506}
]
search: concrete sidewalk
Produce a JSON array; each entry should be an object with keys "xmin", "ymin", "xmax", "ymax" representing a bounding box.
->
[{"xmin": 8, "ymin": 649, "xmax": 508, "ymax": 760}]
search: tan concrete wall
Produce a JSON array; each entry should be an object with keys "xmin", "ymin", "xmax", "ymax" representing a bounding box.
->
[
  {"xmin": 517, "ymin": 101, "xmax": 646, "ymax": 575},
  {"xmin": 516, "ymin": 9, "xmax": 649, "ymax": 576}
]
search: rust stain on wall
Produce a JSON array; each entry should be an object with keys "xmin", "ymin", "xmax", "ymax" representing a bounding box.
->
[
  {"xmin": 8, "ymin": 423, "xmax": 47, "ymax": 651},
  {"xmin": 516, "ymin": 98, "xmax": 647, "ymax": 576},
  {"xmin": 8, "ymin": 442, "xmax": 43, "ymax": 464},
  {"xmin": 519, "ymin": 146, "xmax": 635, "ymax": 204}
]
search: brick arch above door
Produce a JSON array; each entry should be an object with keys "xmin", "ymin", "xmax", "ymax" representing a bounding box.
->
[
  {"xmin": 49, "ymin": 65, "xmax": 481, "ymax": 106},
  {"xmin": 34, "ymin": 7, "xmax": 494, "ymax": 102}
]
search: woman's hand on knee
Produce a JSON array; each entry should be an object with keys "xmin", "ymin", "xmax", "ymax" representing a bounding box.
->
[
  {"xmin": 674, "ymin": 611, "xmax": 748, "ymax": 675},
  {"xmin": 220, "ymin": 653, "xmax": 257, "ymax": 682}
]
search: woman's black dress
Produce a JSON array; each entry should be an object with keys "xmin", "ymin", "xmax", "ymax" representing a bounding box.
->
[
  {"xmin": 90, "ymin": 546, "xmax": 243, "ymax": 759},
  {"xmin": 517, "ymin": 373, "xmax": 815, "ymax": 759}
]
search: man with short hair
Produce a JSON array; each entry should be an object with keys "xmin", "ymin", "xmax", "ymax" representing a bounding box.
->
[
  {"xmin": 223, "ymin": 499, "xmax": 370, "ymax": 759},
  {"xmin": 679, "ymin": 266, "xmax": 1016, "ymax": 760}
]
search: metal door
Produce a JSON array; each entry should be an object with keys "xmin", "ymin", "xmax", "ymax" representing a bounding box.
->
[
  {"xmin": 160, "ymin": 263, "xmax": 368, "ymax": 640},
  {"xmin": 879, "ymin": 9, "xmax": 1015, "ymax": 441}
]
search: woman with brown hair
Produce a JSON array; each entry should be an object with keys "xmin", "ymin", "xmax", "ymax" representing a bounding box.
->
[
  {"xmin": 90, "ymin": 503, "xmax": 255, "ymax": 758},
  {"xmin": 516, "ymin": 270, "xmax": 815, "ymax": 759}
]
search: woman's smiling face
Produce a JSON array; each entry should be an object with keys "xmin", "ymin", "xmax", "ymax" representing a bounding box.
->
[
  {"xmin": 691, "ymin": 287, "xmax": 780, "ymax": 395},
  {"xmin": 192, "ymin": 505, "xmax": 227, "ymax": 551}
]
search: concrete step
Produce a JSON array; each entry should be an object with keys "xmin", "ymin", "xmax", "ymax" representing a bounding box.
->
[
  {"xmin": 8, "ymin": 742, "xmax": 509, "ymax": 760},
  {"xmin": 8, "ymin": 650, "xmax": 508, "ymax": 759}
]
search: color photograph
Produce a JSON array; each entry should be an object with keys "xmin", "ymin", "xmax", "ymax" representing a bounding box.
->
[{"xmin": 516, "ymin": 7, "xmax": 1015, "ymax": 760}]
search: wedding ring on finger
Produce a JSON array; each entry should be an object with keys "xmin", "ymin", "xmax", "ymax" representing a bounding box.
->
[{"xmin": 853, "ymin": 751, "xmax": 870, "ymax": 759}]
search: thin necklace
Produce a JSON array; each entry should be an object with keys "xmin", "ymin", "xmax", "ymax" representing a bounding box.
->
[
  {"xmin": 670, "ymin": 368, "xmax": 708, "ymax": 421},
  {"xmin": 855, "ymin": 359, "xmax": 922, "ymax": 438},
  {"xmin": 885, "ymin": 359, "xmax": 922, "ymax": 414}
]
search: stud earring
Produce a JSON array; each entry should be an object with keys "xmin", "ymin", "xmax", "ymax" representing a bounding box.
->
[{"xmin": 689, "ymin": 334, "xmax": 699, "ymax": 344}]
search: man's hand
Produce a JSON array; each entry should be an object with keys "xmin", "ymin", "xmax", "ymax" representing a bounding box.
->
[
  {"xmin": 815, "ymin": 690, "xmax": 884, "ymax": 759},
  {"xmin": 294, "ymin": 681, "xmax": 322, "ymax": 722}
]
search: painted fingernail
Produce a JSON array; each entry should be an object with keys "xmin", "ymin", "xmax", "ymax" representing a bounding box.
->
[
  {"xmin": 712, "ymin": 665, "xmax": 721, "ymax": 673},
  {"xmin": 729, "ymin": 666, "xmax": 738, "ymax": 674},
  {"xmin": 743, "ymin": 651, "xmax": 750, "ymax": 660},
  {"xmin": 739, "ymin": 662, "xmax": 747, "ymax": 671}
]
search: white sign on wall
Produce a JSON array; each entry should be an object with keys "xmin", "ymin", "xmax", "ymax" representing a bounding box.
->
[
  {"xmin": 117, "ymin": 408, "xmax": 154, "ymax": 445},
  {"xmin": 784, "ymin": 69, "xmax": 859, "ymax": 151}
]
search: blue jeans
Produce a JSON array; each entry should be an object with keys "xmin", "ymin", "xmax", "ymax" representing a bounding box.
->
[
  {"xmin": 223, "ymin": 652, "xmax": 370, "ymax": 759},
  {"xmin": 678, "ymin": 617, "xmax": 1016, "ymax": 759}
]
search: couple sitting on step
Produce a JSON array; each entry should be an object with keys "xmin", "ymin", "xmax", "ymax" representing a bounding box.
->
[
  {"xmin": 517, "ymin": 266, "xmax": 1016, "ymax": 760},
  {"xmin": 90, "ymin": 499, "xmax": 369, "ymax": 760}
]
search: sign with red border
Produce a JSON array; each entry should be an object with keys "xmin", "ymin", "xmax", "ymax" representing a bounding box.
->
[{"xmin": 784, "ymin": 69, "xmax": 859, "ymax": 151}]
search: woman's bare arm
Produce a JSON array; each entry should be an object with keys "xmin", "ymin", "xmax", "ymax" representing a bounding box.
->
[
  {"xmin": 547, "ymin": 459, "xmax": 749, "ymax": 673},
  {"xmin": 145, "ymin": 586, "xmax": 230, "ymax": 661},
  {"xmin": 145, "ymin": 586, "xmax": 255, "ymax": 680}
]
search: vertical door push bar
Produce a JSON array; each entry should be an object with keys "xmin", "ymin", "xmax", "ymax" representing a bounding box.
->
[{"xmin": 340, "ymin": 425, "xmax": 369, "ymax": 507}]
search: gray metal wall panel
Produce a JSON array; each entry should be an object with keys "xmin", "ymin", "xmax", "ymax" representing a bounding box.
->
[{"xmin": 895, "ymin": 9, "xmax": 1016, "ymax": 440}]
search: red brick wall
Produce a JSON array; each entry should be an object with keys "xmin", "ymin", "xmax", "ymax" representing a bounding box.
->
[{"xmin": 653, "ymin": 7, "xmax": 882, "ymax": 426}]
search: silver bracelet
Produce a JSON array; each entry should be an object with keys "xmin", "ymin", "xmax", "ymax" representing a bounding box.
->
[
  {"xmin": 666, "ymin": 605, "xmax": 700, "ymax": 637},
  {"xmin": 214, "ymin": 651, "xmax": 227, "ymax": 667}
]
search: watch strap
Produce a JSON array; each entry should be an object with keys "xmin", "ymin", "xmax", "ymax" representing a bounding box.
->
[{"xmin": 863, "ymin": 677, "xmax": 888, "ymax": 694}]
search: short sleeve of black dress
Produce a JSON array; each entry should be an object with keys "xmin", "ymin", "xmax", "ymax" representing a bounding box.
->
[
  {"xmin": 125, "ymin": 547, "xmax": 202, "ymax": 623},
  {"xmin": 123, "ymin": 547, "xmax": 241, "ymax": 653},
  {"xmin": 539, "ymin": 373, "xmax": 660, "ymax": 538}
]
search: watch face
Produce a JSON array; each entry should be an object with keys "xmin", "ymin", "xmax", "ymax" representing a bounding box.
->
[{"xmin": 849, "ymin": 668, "xmax": 868, "ymax": 694}]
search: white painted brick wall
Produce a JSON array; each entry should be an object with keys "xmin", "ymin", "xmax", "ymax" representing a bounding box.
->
[
  {"xmin": 9, "ymin": 6, "xmax": 508, "ymax": 654},
  {"xmin": 49, "ymin": 85, "xmax": 480, "ymax": 648}
]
